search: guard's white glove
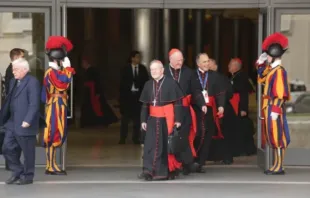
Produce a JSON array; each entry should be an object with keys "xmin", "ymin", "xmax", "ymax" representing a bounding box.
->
[
  {"xmin": 62, "ymin": 57, "xmax": 71, "ymax": 68},
  {"xmin": 270, "ymin": 112, "xmax": 279, "ymax": 120},
  {"xmin": 256, "ymin": 52, "xmax": 268, "ymax": 65}
]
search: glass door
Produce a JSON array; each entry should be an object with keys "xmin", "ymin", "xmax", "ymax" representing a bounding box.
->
[
  {"xmin": 0, "ymin": 7, "xmax": 50, "ymax": 165},
  {"xmin": 274, "ymin": 8, "xmax": 310, "ymax": 166}
]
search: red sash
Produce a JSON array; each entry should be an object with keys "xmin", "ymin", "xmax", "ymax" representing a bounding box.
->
[
  {"xmin": 206, "ymin": 96, "xmax": 224, "ymax": 139},
  {"xmin": 182, "ymin": 95, "xmax": 197, "ymax": 157},
  {"xmin": 229, "ymin": 93, "xmax": 240, "ymax": 116},
  {"xmin": 84, "ymin": 81, "xmax": 103, "ymax": 116},
  {"xmin": 149, "ymin": 104, "xmax": 182, "ymax": 172}
]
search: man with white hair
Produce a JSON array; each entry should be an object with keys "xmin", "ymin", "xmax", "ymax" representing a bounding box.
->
[
  {"xmin": 0, "ymin": 58, "xmax": 40, "ymax": 185},
  {"xmin": 139, "ymin": 60, "xmax": 184, "ymax": 181},
  {"xmin": 164, "ymin": 49, "xmax": 207, "ymax": 175}
]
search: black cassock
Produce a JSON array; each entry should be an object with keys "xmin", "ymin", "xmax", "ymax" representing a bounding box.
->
[
  {"xmin": 140, "ymin": 76, "xmax": 184, "ymax": 179},
  {"xmin": 230, "ymin": 70, "xmax": 256, "ymax": 156},
  {"xmin": 208, "ymin": 72, "xmax": 238, "ymax": 162},
  {"xmin": 191, "ymin": 69, "xmax": 226, "ymax": 166},
  {"xmin": 164, "ymin": 65, "xmax": 205, "ymax": 166},
  {"xmin": 80, "ymin": 66, "xmax": 118, "ymax": 127}
]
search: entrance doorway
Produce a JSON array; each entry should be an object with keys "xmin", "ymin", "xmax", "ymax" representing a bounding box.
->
[{"xmin": 64, "ymin": 8, "xmax": 260, "ymax": 167}]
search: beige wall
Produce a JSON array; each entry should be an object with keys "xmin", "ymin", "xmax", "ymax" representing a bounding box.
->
[{"xmin": 281, "ymin": 15, "xmax": 310, "ymax": 90}]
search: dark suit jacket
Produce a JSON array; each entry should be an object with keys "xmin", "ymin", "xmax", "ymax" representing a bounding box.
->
[
  {"xmin": 0, "ymin": 73, "xmax": 41, "ymax": 136},
  {"xmin": 119, "ymin": 64, "xmax": 149, "ymax": 114}
]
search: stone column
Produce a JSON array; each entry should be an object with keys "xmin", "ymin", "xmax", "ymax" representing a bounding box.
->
[
  {"xmin": 195, "ymin": 10, "xmax": 202, "ymax": 56},
  {"xmin": 178, "ymin": 9, "xmax": 185, "ymax": 52},
  {"xmin": 163, "ymin": 9, "xmax": 170, "ymax": 63},
  {"xmin": 233, "ymin": 18, "xmax": 240, "ymax": 57},
  {"xmin": 213, "ymin": 12, "xmax": 221, "ymax": 68},
  {"xmin": 133, "ymin": 9, "xmax": 154, "ymax": 67}
]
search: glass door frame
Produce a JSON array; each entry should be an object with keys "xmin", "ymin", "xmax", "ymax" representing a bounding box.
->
[
  {"xmin": 0, "ymin": 6, "xmax": 51, "ymax": 166},
  {"xmin": 256, "ymin": 7, "xmax": 275, "ymax": 171}
]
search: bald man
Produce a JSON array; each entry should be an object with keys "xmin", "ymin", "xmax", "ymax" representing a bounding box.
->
[
  {"xmin": 207, "ymin": 58, "xmax": 237, "ymax": 165},
  {"xmin": 139, "ymin": 60, "xmax": 185, "ymax": 181},
  {"xmin": 165, "ymin": 49, "xmax": 206, "ymax": 175},
  {"xmin": 228, "ymin": 58, "xmax": 256, "ymax": 156}
]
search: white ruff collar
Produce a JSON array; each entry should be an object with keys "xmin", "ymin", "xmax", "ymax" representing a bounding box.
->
[
  {"xmin": 271, "ymin": 60, "xmax": 281, "ymax": 68},
  {"xmin": 49, "ymin": 62, "xmax": 60, "ymax": 70}
]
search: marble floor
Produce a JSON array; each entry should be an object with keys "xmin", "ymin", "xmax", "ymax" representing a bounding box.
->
[{"xmin": 66, "ymin": 123, "xmax": 257, "ymax": 167}]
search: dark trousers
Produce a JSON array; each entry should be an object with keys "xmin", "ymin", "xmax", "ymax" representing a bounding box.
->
[
  {"xmin": 194, "ymin": 109, "xmax": 215, "ymax": 165},
  {"xmin": 120, "ymin": 93, "xmax": 141, "ymax": 142},
  {"xmin": 2, "ymin": 129, "xmax": 36, "ymax": 181}
]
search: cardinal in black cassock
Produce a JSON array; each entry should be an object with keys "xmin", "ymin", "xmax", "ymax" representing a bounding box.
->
[
  {"xmin": 228, "ymin": 58, "xmax": 256, "ymax": 157},
  {"xmin": 207, "ymin": 59, "xmax": 237, "ymax": 165},
  {"xmin": 164, "ymin": 49, "xmax": 206, "ymax": 175},
  {"xmin": 191, "ymin": 53, "xmax": 226, "ymax": 173},
  {"xmin": 139, "ymin": 60, "xmax": 184, "ymax": 181},
  {"xmin": 80, "ymin": 57, "xmax": 118, "ymax": 127}
]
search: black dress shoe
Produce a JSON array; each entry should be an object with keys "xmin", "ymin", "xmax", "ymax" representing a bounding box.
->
[
  {"xmin": 45, "ymin": 170, "xmax": 67, "ymax": 175},
  {"xmin": 17, "ymin": 179, "xmax": 33, "ymax": 185},
  {"xmin": 221, "ymin": 160, "xmax": 233, "ymax": 165},
  {"xmin": 196, "ymin": 165, "xmax": 206, "ymax": 173},
  {"xmin": 264, "ymin": 170, "xmax": 285, "ymax": 175},
  {"xmin": 5, "ymin": 177, "xmax": 20, "ymax": 185},
  {"xmin": 137, "ymin": 172, "xmax": 146, "ymax": 179}
]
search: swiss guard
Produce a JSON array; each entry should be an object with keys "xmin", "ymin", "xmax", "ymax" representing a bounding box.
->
[
  {"xmin": 42, "ymin": 36, "xmax": 75, "ymax": 175},
  {"xmin": 256, "ymin": 32, "xmax": 291, "ymax": 175}
]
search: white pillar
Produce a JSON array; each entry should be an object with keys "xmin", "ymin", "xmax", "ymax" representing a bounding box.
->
[
  {"xmin": 178, "ymin": 9, "xmax": 185, "ymax": 51},
  {"xmin": 163, "ymin": 9, "xmax": 170, "ymax": 63},
  {"xmin": 195, "ymin": 10, "xmax": 202, "ymax": 55},
  {"xmin": 133, "ymin": 9, "xmax": 154, "ymax": 67}
]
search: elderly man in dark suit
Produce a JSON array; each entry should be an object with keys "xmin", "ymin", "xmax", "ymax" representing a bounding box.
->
[{"xmin": 0, "ymin": 58, "xmax": 40, "ymax": 185}]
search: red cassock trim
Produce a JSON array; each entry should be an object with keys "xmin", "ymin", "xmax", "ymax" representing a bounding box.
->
[
  {"xmin": 150, "ymin": 104, "xmax": 182, "ymax": 172},
  {"xmin": 229, "ymin": 93, "xmax": 240, "ymax": 116},
  {"xmin": 84, "ymin": 81, "xmax": 103, "ymax": 116},
  {"xmin": 182, "ymin": 95, "xmax": 197, "ymax": 157},
  {"xmin": 206, "ymin": 96, "xmax": 224, "ymax": 139}
]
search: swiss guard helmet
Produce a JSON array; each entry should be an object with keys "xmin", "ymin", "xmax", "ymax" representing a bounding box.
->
[
  {"xmin": 45, "ymin": 36, "xmax": 73, "ymax": 61},
  {"xmin": 262, "ymin": 32, "xmax": 288, "ymax": 58}
]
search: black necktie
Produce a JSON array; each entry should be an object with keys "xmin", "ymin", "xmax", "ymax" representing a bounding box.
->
[
  {"xmin": 133, "ymin": 66, "xmax": 138, "ymax": 88},
  {"xmin": 17, "ymin": 80, "xmax": 21, "ymax": 87}
]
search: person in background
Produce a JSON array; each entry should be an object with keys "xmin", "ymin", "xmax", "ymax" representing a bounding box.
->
[
  {"xmin": 4, "ymin": 48, "xmax": 25, "ymax": 95},
  {"xmin": 80, "ymin": 56, "xmax": 118, "ymax": 128},
  {"xmin": 228, "ymin": 58, "xmax": 256, "ymax": 157},
  {"xmin": 119, "ymin": 51, "xmax": 149, "ymax": 144}
]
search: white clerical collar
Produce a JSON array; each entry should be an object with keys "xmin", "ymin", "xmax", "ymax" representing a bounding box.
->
[
  {"xmin": 271, "ymin": 59, "xmax": 281, "ymax": 68},
  {"xmin": 198, "ymin": 68, "xmax": 205, "ymax": 73},
  {"xmin": 155, "ymin": 75, "xmax": 164, "ymax": 82},
  {"xmin": 49, "ymin": 62, "xmax": 60, "ymax": 70}
]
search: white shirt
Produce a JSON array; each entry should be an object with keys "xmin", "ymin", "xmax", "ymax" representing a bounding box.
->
[{"xmin": 131, "ymin": 64, "xmax": 139, "ymax": 92}]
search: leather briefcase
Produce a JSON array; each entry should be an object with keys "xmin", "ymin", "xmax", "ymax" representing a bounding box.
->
[{"xmin": 167, "ymin": 126, "xmax": 187, "ymax": 154}]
